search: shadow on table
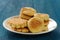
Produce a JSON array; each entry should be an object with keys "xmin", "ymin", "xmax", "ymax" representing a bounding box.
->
[{"xmin": 6, "ymin": 31, "xmax": 53, "ymax": 40}]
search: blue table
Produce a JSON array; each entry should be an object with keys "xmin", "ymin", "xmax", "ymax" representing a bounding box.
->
[{"xmin": 0, "ymin": 0, "xmax": 60, "ymax": 40}]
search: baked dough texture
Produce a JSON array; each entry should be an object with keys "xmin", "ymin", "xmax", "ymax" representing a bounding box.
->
[
  {"xmin": 20, "ymin": 7, "xmax": 36, "ymax": 20},
  {"xmin": 28, "ymin": 17, "xmax": 45, "ymax": 33},
  {"xmin": 20, "ymin": 7, "xmax": 36, "ymax": 16},
  {"xmin": 7, "ymin": 17, "xmax": 27, "ymax": 29},
  {"xmin": 34, "ymin": 13, "xmax": 49, "ymax": 25}
]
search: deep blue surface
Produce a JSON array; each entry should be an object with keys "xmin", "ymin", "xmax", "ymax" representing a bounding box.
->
[{"xmin": 0, "ymin": 0, "xmax": 60, "ymax": 40}]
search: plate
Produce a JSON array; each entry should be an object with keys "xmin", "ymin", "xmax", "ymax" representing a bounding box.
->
[{"xmin": 3, "ymin": 15, "xmax": 57, "ymax": 35}]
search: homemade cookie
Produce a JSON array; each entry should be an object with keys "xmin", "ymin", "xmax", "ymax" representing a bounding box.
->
[
  {"xmin": 34, "ymin": 13, "xmax": 49, "ymax": 25},
  {"xmin": 21, "ymin": 28, "xmax": 29, "ymax": 33},
  {"xmin": 28, "ymin": 17, "xmax": 44, "ymax": 33},
  {"xmin": 20, "ymin": 7, "xmax": 36, "ymax": 20},
  {"xmin": 20, "ymin": 7, "xmax": 36, "ymax": 16},
  {"xmin": 7, "ymin": 17, "xmax": 28, "ymax": 29},
  {"xmin": 20, "ymin": 13, "xmax": 32, "ymax": 20}
]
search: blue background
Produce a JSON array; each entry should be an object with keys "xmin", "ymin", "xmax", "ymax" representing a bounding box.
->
[{"xmin": 0, "ymin": 0, "xmax": 60, "ymax": 40}]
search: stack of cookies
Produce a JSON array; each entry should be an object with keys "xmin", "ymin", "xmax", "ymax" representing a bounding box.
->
[
  {"xmin": 7, "ymin": 17, "xmax": 29, "ymax": 33},
  {"xmin": 20, "ymin": 7, "xmax": 36, "ymax": 20},
  {"xmin": 7, "ymin": 7, "xmax": 49, "ymax": 33},
  {"xmin": 29, "ymin": 13, "xmax": 49, "ymax": 33}
]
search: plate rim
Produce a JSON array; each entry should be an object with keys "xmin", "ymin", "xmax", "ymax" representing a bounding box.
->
[{"xmin": 3, "ymin": 15, "xmax": 57, "ymax": 35}]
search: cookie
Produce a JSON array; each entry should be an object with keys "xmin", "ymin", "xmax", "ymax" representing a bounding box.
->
[
  {"xmin": 28, "ymin": 17, "xmax": 44, "ymax": 33},
  {"xmin": 34, "ymin": 13, "xmax": 49, "ymax": 25}
]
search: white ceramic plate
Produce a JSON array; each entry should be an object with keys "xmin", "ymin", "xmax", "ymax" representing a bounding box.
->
[{"xmin": 3, "ymin": 15, "xmax": 57, "ymax": 35}]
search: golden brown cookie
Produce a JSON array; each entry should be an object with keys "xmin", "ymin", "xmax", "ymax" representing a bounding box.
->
[
  {"xmin": 28, "ymin": 17, "xmax": 44, "ymax": 33},
  {"xmin": 21, "ymin": 28, "xmax": 29, "ymax": 33},
  {"xmin": 19, "ymin": 7, "xmax": 36, "ymax": 20},
  {"xmin": 20, "ymin": 7, "xmax": 36, "ymax": 16},
  {"xmin": 7, "ymin": 17, "xmax": 28, "ymax": 29},
  {"xmin": 34, "ymin": 13, "xmax": 49, "ymax": 25},
  {"xmin": 16, "ymin": 28, "xmax": 22, "ymax": 32},
  {"xmin": 20, "ymin": 13, "xmax": 33, "ymax": 20}
]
